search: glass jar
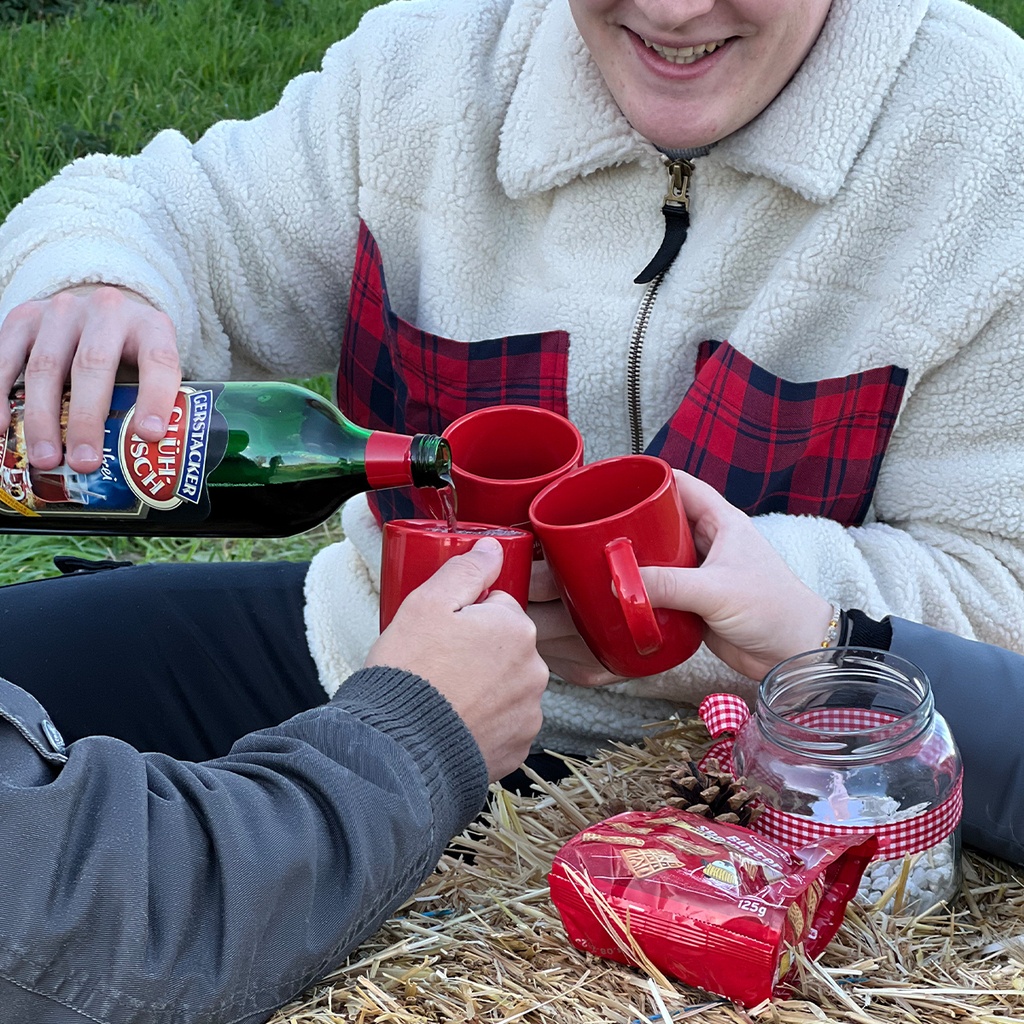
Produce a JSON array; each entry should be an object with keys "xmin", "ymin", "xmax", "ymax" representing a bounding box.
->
[{"xmin": 730, "ymin": 648, "xmax": 963, "ymax": 915}]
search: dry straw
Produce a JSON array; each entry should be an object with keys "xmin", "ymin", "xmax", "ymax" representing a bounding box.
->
[{"xmin": 269, "ymin": 717, "xmax": 1024, "ymax": 1024}]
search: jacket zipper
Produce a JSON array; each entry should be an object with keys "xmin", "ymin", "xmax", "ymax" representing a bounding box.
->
[{"xmin": 627, "ymin": 157, "xmax": 694, "ymax": 455}]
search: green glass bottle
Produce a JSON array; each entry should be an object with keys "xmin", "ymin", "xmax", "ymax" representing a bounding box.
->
[{"xmin": 0, "ymin": 381, "xmax": 451, "ymax": 537}]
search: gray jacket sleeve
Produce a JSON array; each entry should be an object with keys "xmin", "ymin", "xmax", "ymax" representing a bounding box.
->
[
  {"xmin": 0, "ymin": 666, "xmax": 488, "ymax": 1024},
  {"xmin": 889, "ymin": 616, "xmax": 1024, "ymax": 866}
]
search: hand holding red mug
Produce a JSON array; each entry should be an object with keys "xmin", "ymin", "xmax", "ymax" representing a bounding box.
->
[
  {"xmin": 368, "ymin": 537, "xmax": 548, "ymax": 782},
  {"xmin": 528, "ymin": 559, "xmax": 627, "ymax": 687},
  {"xmin": 639, "ymin": 471, "xmax": 834, "ymax": 682},
  {"xmin": 530, "ymin": 468, "xmax": 835, "ymax": 686},
  {"xmin": 528, "ymin": 455, "xmax": 703, "ymax": 679},
  {"xmin": 379, "ymin": 519, "xmax": 534, "ymax": 631}
]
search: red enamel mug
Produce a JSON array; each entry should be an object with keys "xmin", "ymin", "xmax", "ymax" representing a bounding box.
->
[
  {"xmin": 529, "ymin": 455, "xmax": 703, "ymax": 677},
  {"xmin": 379, "ymin": 519, "xmax": 534, "ymax": 631},
  {"xmin": 440, "ymin": 405, "xmax": 584, "ymax": 535}
]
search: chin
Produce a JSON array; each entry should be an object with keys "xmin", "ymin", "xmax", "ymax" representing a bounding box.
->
[
  {"xmin": 635, "ymin": 127, "xmax": 722, "ymax": 151},
  {"xmin": 650, "ymin": 134, "xmax": 718, "ymax": 150},
  {"xmin": 625, "ymin": 111, "xmax": 725, "ymax": 151}
]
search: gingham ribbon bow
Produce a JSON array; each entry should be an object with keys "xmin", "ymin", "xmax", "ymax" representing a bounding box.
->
[{"xmin": 696, "ymin": 692, "xmax": 749, "ymax": 773}]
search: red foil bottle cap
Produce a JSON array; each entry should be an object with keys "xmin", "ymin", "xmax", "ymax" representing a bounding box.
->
[{"xmin": 365, "ymin": 432, "xmax": 414, "ymax": 489}]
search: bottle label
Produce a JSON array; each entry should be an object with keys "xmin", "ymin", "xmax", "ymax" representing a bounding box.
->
[{"xmin": 0, "ymin": 384, "xmax": 227, "ymax": 521}]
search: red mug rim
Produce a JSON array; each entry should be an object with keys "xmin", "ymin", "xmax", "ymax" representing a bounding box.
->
[
  {"xmin": 442, "ymin": 405, "xmax": 583, "ymax": 486},
  {"xmin": 384, "ymin": 518, "xmax": 534, "ymax": 540},
  {"xmin": 528, "ymin": 455, "xmax": 674, "ymax": 530}
]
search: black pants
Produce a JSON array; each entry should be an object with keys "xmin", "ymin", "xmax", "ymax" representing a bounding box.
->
[
  {"xmin": 0, "ymin": 557, "xmax": 573, "ymax": 786},
  {"xmin": 0, "ymin": 559, "xmax": 324, "ymax": 761}
]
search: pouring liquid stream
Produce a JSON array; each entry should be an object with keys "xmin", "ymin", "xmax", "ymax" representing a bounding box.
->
[{"xmin": 435, "ymin": 480, "xmax": 458, "ymax": 532}]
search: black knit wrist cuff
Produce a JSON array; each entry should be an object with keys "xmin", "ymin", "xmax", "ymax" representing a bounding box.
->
[{"xmin": 845, "ymin": 608, "xmax": 893, "ymax": 651}]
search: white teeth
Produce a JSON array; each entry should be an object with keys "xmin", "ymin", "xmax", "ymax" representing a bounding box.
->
[{"xmin": 643, "ymin": 38, "xmax": 725, "ymax": 64}]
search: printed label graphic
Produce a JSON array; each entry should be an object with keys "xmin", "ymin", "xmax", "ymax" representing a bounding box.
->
[
  {"xmin": 120, "ymin": 388, "xmax": 212, "ymax": 509},
  {"xmin": 0, "ymin": 384, "xmax": 225, "ymax": 519}
]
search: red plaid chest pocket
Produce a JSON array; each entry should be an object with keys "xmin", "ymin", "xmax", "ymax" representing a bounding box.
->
[
  {"xmin": 338, "ymin": 221, "xmax": 570, "ymax": 522},
  {"xmin": 646, "ymin": 340, "xmax": 908, "ymax": 527}
]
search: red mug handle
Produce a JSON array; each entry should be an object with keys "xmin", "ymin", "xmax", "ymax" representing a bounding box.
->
[{"xmin": 604, "ymin": 536, "xmax": 663, "ymax": 656}]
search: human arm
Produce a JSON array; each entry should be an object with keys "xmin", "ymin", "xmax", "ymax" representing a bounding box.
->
[
  {"xmin": 366, "ymin": 536, "xmax": 549, "ymax": 783},
  {"xmin": 1, "ymin": 667, "xmax": 475, "ymax": 1019},
  {"xmin": 886, "ymin": 617, "xmax": 1024, "ymax": 866},
  {"xmin": 0, "ymin": 669, "xmax": 476, "ymax": 1024},
  {"xmin": 0, "ymin": 22, "xmax": 368, "ymax": 471},
  {"xmin": 0, "ymin": 541, "xmax": 548, "ymax": 1023}
]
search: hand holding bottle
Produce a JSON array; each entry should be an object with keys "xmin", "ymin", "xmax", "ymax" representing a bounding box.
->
[
  {"xmin": 0, "ymin": 283, "xmax": 182, "ymax": 472},
  {"xmin": 366, "ymin": 537, "xmax": 549, "ymax": 782}
]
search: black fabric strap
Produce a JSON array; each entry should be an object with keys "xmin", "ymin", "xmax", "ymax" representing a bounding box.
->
[
  {"xmin": 845, "ymin": 607, "xmax": 894, "ymax": 650},
  {"xmin": 634, "ymin": 203, "xmax": 690, "ymax": 284},
  {"xmin": 53, "ymin": 555, "xmax": 135, "ymax": 575}
]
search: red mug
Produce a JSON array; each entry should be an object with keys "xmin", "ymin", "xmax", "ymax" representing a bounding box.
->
[
  {"xmin": 439, "ymin": 405, "xmax": 584, "ymax": 534},
  {"xmin": 379, "ymin": 519, "xmax": 535, "ymax": 631},
  {"xmin": 528, "ymin": 455, "xmax": 703, "ymax": 677}
]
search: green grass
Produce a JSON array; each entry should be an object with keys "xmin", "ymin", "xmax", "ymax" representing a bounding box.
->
[
  {"xmin": 0, "ymin": 0, "xmax": 384, "ymax": 215},
  {"xmin": 0, "ymin": 0, "xmax": 135, "ymax": 25},
  {"xmin": 0, "ymin": 0, "xmax": 1021, "ymax": 582},
  {"xmin": 0, "ymin": 0, "xmax": 384, "ymax": 581}
]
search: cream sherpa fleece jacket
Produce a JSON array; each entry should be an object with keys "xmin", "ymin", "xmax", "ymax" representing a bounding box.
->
[{"xmin": 2, "ymin": 0, "xmax": 1024, "ymax": 754}]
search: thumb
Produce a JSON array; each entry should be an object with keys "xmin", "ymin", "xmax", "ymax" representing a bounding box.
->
[
  {"xmin": 416, "ymin": 537, "xmax": 505, "ymax": 611},
  {"xmin": 639, "ymin": 564, "xmax": 709, "ymax": 618}
]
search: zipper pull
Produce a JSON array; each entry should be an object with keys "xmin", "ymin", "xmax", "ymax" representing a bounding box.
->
[{"xmin": 634, "ymin": 158, "xmax": 694, "ymax": 285}]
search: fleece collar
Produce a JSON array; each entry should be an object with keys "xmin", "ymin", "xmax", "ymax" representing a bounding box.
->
[
  {"xmin": 497, "ymin": 0, "xmax": 651, "ymax": 198},
  {"xmin": 497, "ymin": 0, "xmax": 930, "ymax": 204}
]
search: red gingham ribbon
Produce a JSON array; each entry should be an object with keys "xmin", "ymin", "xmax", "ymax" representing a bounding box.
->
[
  {"xmin": 695, "ymin": 694, "xmax": 963, "ymax": 859},
  {"xmin": 789, "ymin": 707, "xmax": 897, "ymax": 730},
  {"xmin": 756, "ymin": 778, "xmax": 963, "ymax": 860},
  {"xmin": 696, "ymin": 692, "xmax": 750, "ymax": 772}
]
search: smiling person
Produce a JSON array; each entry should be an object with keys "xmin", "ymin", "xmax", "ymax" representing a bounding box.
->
[
  {"xmin": 572, "ymin": 0, "xmax": 830, "ymax": 148},
  {"xmin": 1, "ymin": 0, "xmax": 1024, "ymax": 784}
]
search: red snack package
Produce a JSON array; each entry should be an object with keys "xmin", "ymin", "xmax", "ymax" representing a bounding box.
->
[{"xmin": 549, "ymin": 808, "xmax": 876, "ymax": 1007}]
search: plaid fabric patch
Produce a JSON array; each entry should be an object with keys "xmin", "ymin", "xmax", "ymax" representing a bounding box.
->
[
  {"xmin": 647, "ymin": 340, "xmax": 908, "ymax": 527},
  {"xmin": 338, "ymin": 221, "xmax": 570, "ymax": 521}
]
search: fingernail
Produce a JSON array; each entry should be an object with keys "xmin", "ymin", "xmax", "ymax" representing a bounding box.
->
[
  {"xmin": 474, "ymin": 537, "xmax": 502, "ymax": 554},
  {"xmin": 30, "ymin": 442, "xmax": 58, "ymax": 463},
  {"xmin": 71, "ymin": 444, "xmax": 99, "ymax": 466},
  {"xmin": 139, "ymin": 415, "xmax": 165, "ymax": 435}
]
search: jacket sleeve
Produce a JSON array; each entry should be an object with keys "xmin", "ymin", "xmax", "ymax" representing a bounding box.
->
[
  {"xmin": 0, "ymin": 28, "xmax": 368, "ymax": 383},
  {"xmin": 887, "ymin": 616, "xmax": 1024, "ymax": 867},
  {"xmin": 0, "ymin": 667, "xmax": 487, "ymax": 1024}
]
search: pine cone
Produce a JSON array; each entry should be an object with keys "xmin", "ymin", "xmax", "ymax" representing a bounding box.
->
[{"xmin": 663, "ymin": 753, "xmax": 762, "ymax": 828}]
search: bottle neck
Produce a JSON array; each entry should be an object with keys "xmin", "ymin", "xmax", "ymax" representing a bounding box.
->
[{"xmin": 755, "ymin": 647, "xmax": 934, "ymax": 763}]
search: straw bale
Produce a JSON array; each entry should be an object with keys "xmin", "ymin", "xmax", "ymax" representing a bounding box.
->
[{"xmin": 268, "ymin": 718, "xmax": 1024, "ymax": 1024}]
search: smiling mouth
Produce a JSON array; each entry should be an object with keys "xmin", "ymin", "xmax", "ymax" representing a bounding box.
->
[{"xmin": 641, "ymin": 38, "xmax": 727, "ymax": 65}]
